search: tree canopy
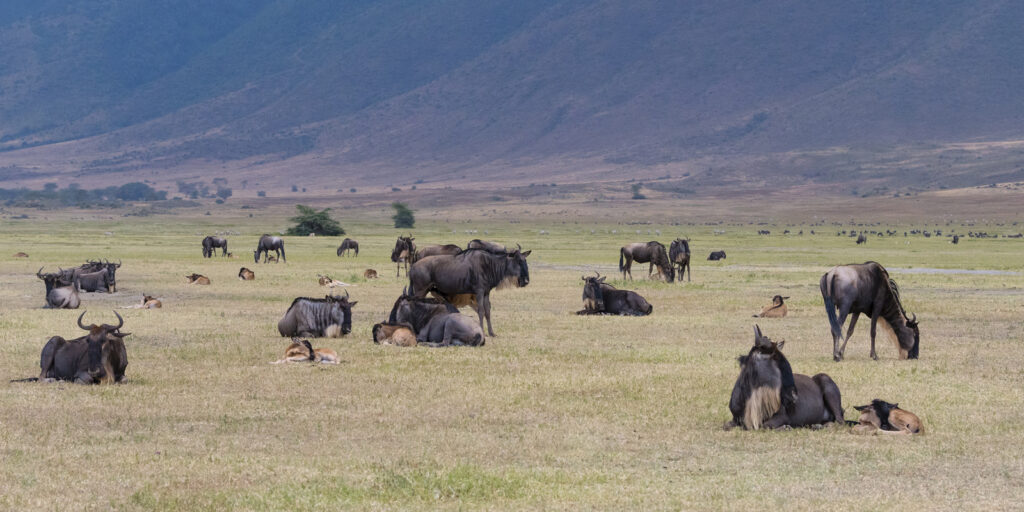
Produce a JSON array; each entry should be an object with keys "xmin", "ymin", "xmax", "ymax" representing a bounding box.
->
[
  {"xmin": 285, "ymin": 205, "xmax": 345, "ymax": 236},
  {"xmin": 392, "ymin": 202, "xmax": 415, "ymax": 228}
]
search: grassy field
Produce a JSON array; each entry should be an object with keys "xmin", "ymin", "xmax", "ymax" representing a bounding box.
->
[{"xmin": 1, "ymin": 205, "xmax": 1023, "ymax": 510}]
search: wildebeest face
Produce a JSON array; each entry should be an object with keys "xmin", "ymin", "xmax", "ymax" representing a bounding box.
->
[
  {"xmin": 391, "ymin": 236, "xmax": 414, "ymax": 262},
  {"xmin": 253, "ymin": 250, "xmax": 260, "ymax": 263},
  {"xmin": 326, "ymin": 293, "xmax": 356, "ymax": 334},
  {"xmin": 78, "ymin": 311, "xmax": 129, "ymax": 382},
  {"xmin": 505, "ymin": 248, "xmax": 531, "ymax": 287}
]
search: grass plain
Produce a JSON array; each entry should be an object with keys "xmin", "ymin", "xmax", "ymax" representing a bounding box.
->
[{"xmin": 1, "ymin": 201, "xmax": 1023, "ymax": 510}]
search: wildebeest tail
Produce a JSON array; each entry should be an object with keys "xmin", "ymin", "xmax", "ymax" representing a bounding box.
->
[
  {"xmin": 10, "ymin": 377, "xmax": 39, "ymax": 383},
  {"xmin": 820, "ymin": 273, "xmax": 841, "ymax": 341},
  {"xmin": 619, "ymin": 249, "xmax": 625, "ymax": 272}
]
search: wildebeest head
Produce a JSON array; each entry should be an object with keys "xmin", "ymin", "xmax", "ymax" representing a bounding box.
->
[
  {"xmin": 388, "ymin": 287, "xmax": 458, "ymax": 328},
  {"xmin": 36, "ymin": 267, "xmax": 64, "ymax": 294},
  {"xmin": 581, "ymin": 273, "xmax": 608, "ymax": 311},
  {"xmin": 391, "ymin": 236, "xmax": 415, "ymax": 262},
  {"xmin": 326, "ymin": 291, "xmax": 357, "ymax": 335},
  {"xmin": 731, "ymin": 325, "xmax": 797, "ymax": 429},
  {"xmin": 501, "ymin": 244, "xmax": 531, "ymax": 288},
  {"xmin": 904, "ymin": 313, "xmax": 920, "ymax": 359},
  {"xmin": 77, "ymin": 310, "xmax": 129, "ymax": 382},
  {"xmin": 771, "ymin": 295, "xmax": 788, "ymax": 306}
]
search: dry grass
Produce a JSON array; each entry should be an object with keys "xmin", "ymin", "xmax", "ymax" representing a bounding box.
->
[{"xmin": 1, "ymin": 206, "xmax": 1023, "ymax": 510}]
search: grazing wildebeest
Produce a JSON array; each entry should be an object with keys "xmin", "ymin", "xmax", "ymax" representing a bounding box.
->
[
  {"xmin": 387, "ymin": 288, "xmax": 460, "ymax": 333},
  {"xmin": 851, "ymin": 399, "xmax": 923, "ymax": 435},
  {"xmin": 202, "ymin": 236, "xmax": 228, "ymax": 258},
  {"xmin": 238, "ymin": 267, "xmax": 255, "ymax": 281},
  {"xmin": 820, "ymin": 261, "xmax": 920, "ymax": 361},
  {"xmin": 277, "ymin": 292, "xmax": 356, "ymax": 338},
  {"xmin": 856, "ymin": 234, "xmax": 867, "ymax": 244},
  {"xmin": 417, "ymin": 313, "xmax": 485, "ymax": 346},
  {"xmin": 372, "ymin": 322, "xmax": 419, "ymax": 347},
  {"xmin": 408, "ymin": 247, "xmax": 531, "ymax": 336},
  {"xmin": 271, "ymin": 338, "xmax": 339, "ymax": 364},
  {"xmin": 576, "ymin": 273, "xmax": 652, "ymax": 316},
  {"xmin": 391, "ymin": 236, "xmax": 416, "ymax": 276},
  {"xmin": 254, "ymin": 234, "xmax": 286, "ymax": 263},
  {"xmin": 619, "ymin": 241, "xmax": 675, "ymax": 282},
  {"xmin": 36, "ymin": 267, "xmax": 81, "ymax": 309},
  {"xmin": 363, "ymin": 269, "xmax": 378, "ymax": 279},
  {"xmin": 186, "ymin": 273, "xmax": 211, "ymax": 285},
  {"xmin": 753, "ymin": 295, "xmax": 788, "ymax": 318},
  {"xmin": 669, "ymin": 238, "xmax": 691, "ymax": 282},
  {"xmin": 12, "ymin": 311, "xmax": 128, "ymax": 384},
  {"xmin": 337, "ymin": 238, "xmax": 359, "ymax": 257},
  {"xmin": 466, "ymin": 239, "xmax": 506, "ymax": 252},
  {"xmin": 724, "ymin": 325, "xmax": 843, "ymax": 430},
  {"xmin": 708, "ymin": 250, "xmax": 727, "ymax": 261},
  {"xmin": 14, "ymin": 252, "xmax": 28, "ymax": 258}
]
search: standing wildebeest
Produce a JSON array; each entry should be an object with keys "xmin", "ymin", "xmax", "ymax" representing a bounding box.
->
[
  {"xmin": 337, "ymin": 238, "xmax": 359, "ymax": 257},
  {"xmin": 952, "ymin": 234, "xmax": 960, "ymax": 244},
  {"xmin": 467, "ymin": 239, "xmax": 506, "ymax": 252},
  {"xmin": 238, "ymin": 267, "xmax": 255, "ymax": 280},
  {"xmin": 669, "ymin": 238, "xmax": 691, "ymax": 282},
  {"xmin": 820, "ymin": 261, "xmax": 920, "ymax": 361},
  {"xmin": 708, "ymin": 250, "xmax": 727, "ymax": 261},
  {"xmin": 13, "ymin": 311, "xmax": 128, "ymax": 384},
  {"xmin": 36, "ymin": 267, "xmax": 81, "ymax": 309},
  {"xmin": 391, "ymin": 236, "xmax": 416, "ymax": 276},
  {"xmin": 254, "ymin": 234, "xmax": 286, "ymax": 263},
  {"xmin": 408, "ymin": 247, "xmax": 531, "ymax": 336},
  {"xmin": 753, "ymin": 295, "xmax": 789, "ymax": 318},
  {"xmin": 387, "ymin": 288, "xmax": 461, "ymax": 333},
  {"xmin": 576, "ymin": 273, "xmax": 652, "ymax": 316},
  {"xmin": 619, "ymin": 241, "xmax": 675, "ymax": 282},
  {"xmin": 202, "ymin": 236, "xmax": 228, "ymax": 258},
  {"xmin": 856, "ymin": 234, "xmax": 867, "ymax": 244},
  {"xmin": 725, "ymin": 325, "xmax": 843, "ymax": 430},
  {"xmin": 277, "ymin": 292, "xmax": 356, "ymax": 338}
]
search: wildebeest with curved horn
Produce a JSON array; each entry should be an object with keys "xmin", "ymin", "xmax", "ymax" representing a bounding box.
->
[
  {"xmin": 202, "ymin": 236, "xmax": 228, "ymax": 258},
  {"xmin": 708, "ymin": 250, "xmax": 726, "ymax": 261},
  {"xmin": 36, "ymin": 267, "xmax": 81, "ymax": 309},
  {"xmin": 408, "ymin": 246, "xmax": 531, "ymax": 336},
  {"xmin": 254, "ymin": 234, "xmax": 286, "ymax": 263},
  {"xmin": 12, "ymin": 311, "xmax": 129, "ymax": 384},
  {"xmin": 725, "ymin": 325, "xmax": 843, "ymax": 430},
  {"xmin": 619, "ymin": 241, "xmax": 674, "ymax": 282},
  {"xmin": 669, "ymin": 238, "xmax": 691, "ymax": 282},
  {"xmin": 278, "ymin": 291, "xmax": 356, "ymax": 338},
  {"xmin": 467, "ymin": 239, "xmax": 506, "ymax": 252},
  {"xmin": 576, "ymin": 273, "xmax": 652, "ymax": 316},
  {"xmin": 391, "ymin": 235, "xmax": 416, "ymax": 276},
  {"xmin": 820, "ymin": 261, "xmax": 920, "ymax": 361},
  {"xmin": 337, "ymin": 238, "xmax": 359, "ymax": 257}
]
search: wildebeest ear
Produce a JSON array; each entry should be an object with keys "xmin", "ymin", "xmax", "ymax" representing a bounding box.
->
[
  {"xmin": 348, "ymin": 301, "xmax": 358, "ymax": 307},
  {"xmin": 597, "ymin": 276, "xmax": 606, "ymax": 283},
  {"xmin": 776, "ymin": 340, "xmax": 785, "ymax": 350},
  {"xmin": 853, "ymin": 404, "xmax": 869, "ymax": 411},
  {"xmin": 111, "ymin": 332, "xmax": 131, "ymax": 338},
  {"xmin": 521, "ymin": 250, "xmax": 531, "ymax": 257},
  {"xmin": 782, "ymin": 296, "xmax": 790, "ymax": 300}
]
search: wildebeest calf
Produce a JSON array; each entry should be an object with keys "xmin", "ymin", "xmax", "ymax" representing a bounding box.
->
[
  {"xmin": 372, "ymin": 322, "xmax": 418, "ymax": 347},
  {"xmin": 271, "ymin": 338, "xmax": 339, "ymax": 364},
  {"xmin": 753, "ymin": 295, "xmax": 788, "ymax": 318},
  {"xmin": 851, "ymin": 399, "xmax": 922, "ymax": 435},
  {"xmin": 238, "ymin": 267, "xmax": 255, "ymax": 281},
  {"xmin": 363, "ymin": 269, "xmax": 378, "ymax": 279},
  {"xmin": 186, "ymin": 273, "xmax": 211, "ymax": 285},
  {"xmin": 14, "ymin": 252, "xmax": 28, "ymax": 258}
]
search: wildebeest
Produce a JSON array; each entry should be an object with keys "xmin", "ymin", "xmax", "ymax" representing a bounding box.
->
[
  {"xmin": 337, "ymin": 238, "xmax": 359, "ymax": 257},
  {"xmin": 619, "ymin": 241, "xmax": 675, "ymax": 282},
  {"xmin": 417, "ymin": 313, "xmax": 485, "ymax": 346},
  {"xmin": 363, "ymin": 269, "xmax": 378, "ymax": 279},
  {"xmin": 576, "ymin": 273, "xmax": 652, "ymax": 316},
  {"xmin": 753, "ymin": 295, "xmax": 788, "ymax": 318},
  {"xmin": 317, "ymin": 274, "xmax": 348, "ymax": 287},
  {"xmin": 76, "ymin": 269, "xmax": 115, "ymax": 293},
  {"xmin": 186, "ymin": 273, "xmax": 211, "ymax": 285},
  {"xmin": 271, "ymin": 338, "xmax": 340, "ymax": 364},
  {"xmin": 254, "ymin": 234, "xmax": 286, "ymax": 263},
  {"xmin": 238, "ymin": 267, "xmax": 255, "ymax": 281},
  {"xmin": 820, "ymin": 261, "xmax": 920, "ymax": 361},
  {"xmin": 13, "ymin": 311, "xmax": 129, "ymax": 384},
  {"xmin": 14, "ymin": 252, "xmax": 28, "ymax": 258},
  {"xmin": 36, "ymin": 267, "xmax": 81, "ymax": 309},
  {"xmin": 952, "ymin": 234, "xmax": 960, "ymax": 244},
  {"xmin": 123, "ymin": 294, "xmax": 162, "ymax": 309},
  {"xmin": 391, "ymin": 235, "xmax": 416, "ymax": 277},
  {"xmin": 387, "ymin": 288, "xmax": 460, "ymax": 333},
  {"xmin": 669, "ymin": 238, "xmax": 691, "ymax": 282},
  {"xmin": 415, "ymin": 243, "xmax": 463, "ymax": 261},
  {"xmin": 851, "ymin": 399, "xmax": 923, "ymax": 435},
  {"xmin": 408, "ymin": 247, "xmax": 531, "ymax": 336},
  {"xmin": 725, "ymin": 325, "xmax": 843, "ymax": 430},
  {"xmin": 708, "ymin": 250, "xmax": 727, "ymax": 261},
  {"xmin": 466, "ymin": 239, "xmax": 506, "ymax": 252},
  {"xmin": 277, "ymin": 292, "xmax": 356, "ymax": 338},
  {"xmin": 372, "ymin": 322, "xmax": 418, "ymax": 347},
  {"xmin": 856, "ymin": 234, "xmax": 867, "ymax": 244},
  {"xmin": 202, "ymin": 236, "xmax": 228, "ymax": 258}
]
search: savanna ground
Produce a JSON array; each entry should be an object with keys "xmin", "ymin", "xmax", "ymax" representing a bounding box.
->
[{"xmin": 1, "ymin": 195, "xmax": 1023, "ymax": 510}]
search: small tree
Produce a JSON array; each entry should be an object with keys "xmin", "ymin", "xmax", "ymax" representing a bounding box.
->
[
  {"xmin": 631, "ymin": 183, "xmax": 646, "ymax": 200},
  {"xmin": 286, "ymin": 204, "xmax": 345, "ymax": 236},
  {"xmin": 392, "ymin": 202, "xmax": 415, "ymax": 228},
  {"xmin": 216, "ymin": 187, "xmax": 233, "ymax": 200}
]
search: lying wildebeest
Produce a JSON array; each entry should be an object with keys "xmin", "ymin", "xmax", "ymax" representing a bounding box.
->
[
  {"xmin": 278, "ymin": 291, "xmax": 356, "ymax": 338},
  {"xmin": 387, "ymin": 288, "xmax": 460, "ymax": 333},
  {"xmin": 12, "ymin": 311, "xmax": 128, "ymax": 384},
  {"xmin": 408, "ymin": 247, "xmax": 531, "ymax": 336},
  {"xmin": 856, "ymin": 234, "xmax": 867, "ymax": 244},
  {"xmin": 363, "ymin": 269, "xmax": 378, "ymax": 279},
  {"xmin": 708, "ymin": 250, "xmax": 726, "ymax": 261},
  {"xmin": 74, "ymin": 259, "xmax": 120, "ymax": 293},
  {"xmin": 122, "ymin": 294, "xmax": 162, "ymax": 309},
  {"xmin": 238, "ymin": 267, "xmax": 255, "ymax": 281},
  {"xmin": 202, "ymin": 236, "xmax": 228, "ymax": 258},
  {"xmin": 753, "ymin": 295, "xmax": 788, "ymax": 318},
  {"xmin": 254, "ymin": 234, "xmax": 286, "ymax": 263},
  {"xmin": 820, "ymin": 261, "xmax": 920, "ymax": 361},
  {"xmin": 186, "ymin": 273, "xmax": 211, "ymax": 285},
  {"xmin": 466, "ymin": 239, "xmax": 506, "ymax": 252},
  {"xmin": 391, "ymin": 236, "xmax": 416, "ymax": 277},
  {"xmin": 576, "ymin": 273, "xmax": 652, "ymax": 316},
  {"xmin": 14, "ymin": 252, "xmax": 28, "ymax": 258},
  {"xmin": 271, "ymin": 338, "xmax": 340, "ymax": 364},
  {"xmin": 669, "ymin": 238, "xmax": 691, "ymax": 282},
  {"xmin": 372, "ymin": 322, "xmax": 418, "ymax": 347},
  {"xmin": 417, "ymin": 313, "xmax": 485, "ymax": 346},
  {"xmin": 725, "ymin": 325, "xmax": 843, "ymax": 430},
  {"xmin": 36, "ymin": 267, "xmax": 81, "ymax": 309},
  {"xmin": 851, "ymin": 399, "xmax": 923, "ymax": 435},
  {"xmin": 317, "ymin": 274, "xmax": 348, "ymax": 287},
  {"xmin": 337, "ymin": 238, "xmax": 359, "ymax": 257},
  {"xmin": 619, "ymin": 241, "xmax": 675, "ymax": 282}
]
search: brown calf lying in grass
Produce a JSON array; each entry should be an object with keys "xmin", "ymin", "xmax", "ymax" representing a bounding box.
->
[
  {"xmin": 238, "ymin": 267, "xmax": 255, "ymax": 280},
  {"xmin": 318, "ymin": 274, "xmax": 348, "ymax": 287},
  {"xmin": 122, "ymin": 295, "xmax": 162, "ymax": 309},
  {"xmin": 851, "ymin": 399, "xmax": 922, "ymax": 435},
  {"xmin": 271, "ymin": 338, "xmax": 339, "ymax": 364},
  {"xmin": 753, "ymin": 295, "xmax": 788, "ymax": 318},
  {"xmin": 186, "ymin": 273, "xmax": 210, "ymax": 285},
  {"xmin": 364, "ymin": 269, "xmax": 378, "ymax": 279},
  {"xmin": 372, "ymin": 322, "xmax": 418, "ymax": 347},
  {"xmin": 13, "ymin": 252, "xmax": 29, "ymax": 258}
]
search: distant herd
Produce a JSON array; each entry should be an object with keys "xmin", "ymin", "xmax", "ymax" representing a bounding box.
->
[{"xmin": 13, "ymin": 230, "xmax": 943, "ymax": 435}]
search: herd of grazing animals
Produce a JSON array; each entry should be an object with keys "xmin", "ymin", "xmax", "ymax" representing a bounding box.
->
[{"xmin": 15, "ymin": 229, "xmax": 934, "ymax": 435}]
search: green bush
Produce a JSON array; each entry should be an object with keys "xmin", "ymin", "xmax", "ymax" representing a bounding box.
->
[
  {"xmin": 392, "ymin": 202, "xmax": 415, "ymax": 228},
  {"xmin": 285, "ymin": 205, "xmax": 345, "ymax": 236}
]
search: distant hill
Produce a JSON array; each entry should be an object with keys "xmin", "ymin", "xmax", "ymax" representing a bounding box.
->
[{"xmin": 3, "ymin": 0, "xmax": 1024, "ymax": 193}]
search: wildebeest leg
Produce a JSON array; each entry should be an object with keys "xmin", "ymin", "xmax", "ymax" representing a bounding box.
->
[
  {"xmin": 762, "ymin": 410, "xmax": 793, "ymax": 429},
  {"xmin": 838, "ymin": 312, "xmax": 860, "ymax": 359},
  {"xmin": 813, "ymin": 373, "xmax": 844, "ymax": 424},
  {"xmin": 74, "ymin": 371, "xmax": 94, "ymax": 384},
  {"xmin": 38, "ymin": 336, "xmax": 64, "ymax": 380},
  {"xmin": 479, "ymin": 292, "xmax": 496, "ymax": 337}
]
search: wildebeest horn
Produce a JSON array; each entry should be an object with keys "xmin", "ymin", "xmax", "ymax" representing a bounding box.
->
[
  {"xmin": 36, "ymin": 266, "xmax": 44, "ymax": 277},
  {"xmin": 113, "ymin": 310, "xmax": 124, "ymax": 330},
  {"xmin": 909, "ymin": 313, "xmax": 917, "ymax": 324},
  {"xmin": 343, "ymin": 289, "xmax": 350, "ymax": 299},
  {"xmin": 78, "ymin": 311, "xmax": 89, "ymax": 330}
]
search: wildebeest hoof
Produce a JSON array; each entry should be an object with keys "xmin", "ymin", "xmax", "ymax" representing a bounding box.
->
[
  {"xmin": 775, "ymin": 425, "xmax": 793, "ymax": 431},
  {"xmin": 722, "ymin": 420, "xmax": 737, "ymax": 431},
  {"xmin": 809, "ymin": 423, "xmax": 825, "ymax": 430}
]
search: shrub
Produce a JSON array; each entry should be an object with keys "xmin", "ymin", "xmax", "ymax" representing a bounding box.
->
[
  {"xmin": 285, "ymin": 204, "xmax": 345, "ymax": 236},
  {"xmin": 392, "ymin": 202, "xmax": 415, "ymax": 228}
]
